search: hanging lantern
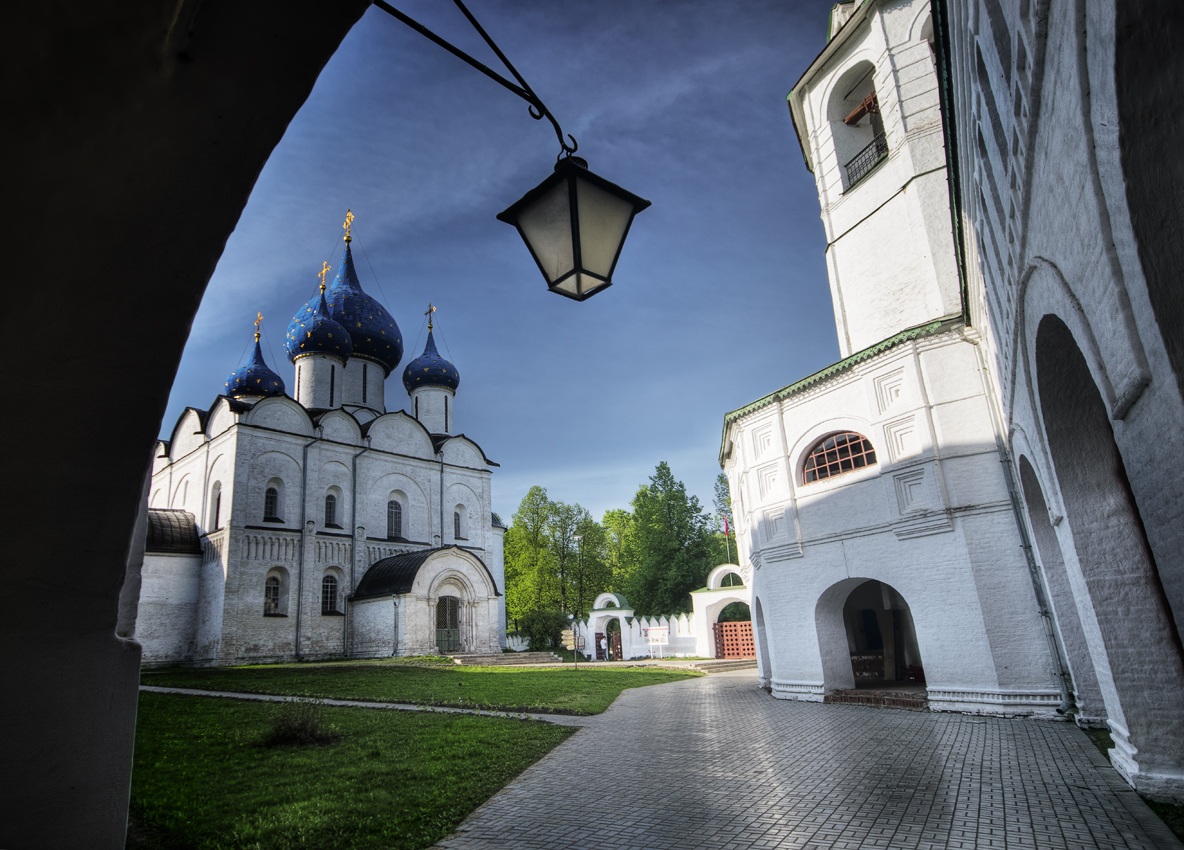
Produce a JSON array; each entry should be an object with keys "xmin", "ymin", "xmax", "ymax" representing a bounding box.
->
[{"xmin": 498, "ymin": 157, "xmax": 651, "ymax": 301}]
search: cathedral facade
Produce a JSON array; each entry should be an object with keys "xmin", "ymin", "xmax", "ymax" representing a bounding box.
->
[{"xmin": 139, "ymin": 218, "xmax": 506, "ymax": 665}]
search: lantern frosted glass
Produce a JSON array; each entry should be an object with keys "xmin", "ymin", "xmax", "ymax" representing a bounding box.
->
[{"xmin": 498, "ymin": 157, "xmax": 650, "ymax": 301}]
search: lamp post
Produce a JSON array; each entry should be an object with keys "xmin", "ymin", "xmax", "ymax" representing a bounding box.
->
[{"xmin": 374, "ymin": 0, "xmax": 649, "ymax": 299}]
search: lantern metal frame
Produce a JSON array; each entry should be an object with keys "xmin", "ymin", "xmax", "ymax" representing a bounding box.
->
[{"xmin": 373, "ymin": 0, "xmax": 649, "ymax": 299}]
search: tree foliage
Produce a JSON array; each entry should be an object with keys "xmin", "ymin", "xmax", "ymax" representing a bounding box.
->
[
  {"xmin": 624, "ymin": 462, "xmax": 715, "ymax": 615},
  {"xmin": 506, "ymin": 464, "xmax": 718, "ymax": 625},
  {"xmin": 504, "ymin": 487, "xmax": 611, "ymax": 628}
]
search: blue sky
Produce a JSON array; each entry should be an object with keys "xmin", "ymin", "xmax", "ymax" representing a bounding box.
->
[{"xmin": 161, "ymin": 0, "xmax": 841, "ymax": 523}]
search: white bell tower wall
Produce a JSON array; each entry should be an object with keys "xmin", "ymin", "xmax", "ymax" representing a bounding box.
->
[{"xmin": 790, "ymin": 0, "xmax": 961, "ymax": 356}]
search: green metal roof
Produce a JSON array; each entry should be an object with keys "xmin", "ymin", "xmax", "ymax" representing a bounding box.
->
[{"xmin": 718, "ymin": 315, "xmax": 965, "ymax": 463}]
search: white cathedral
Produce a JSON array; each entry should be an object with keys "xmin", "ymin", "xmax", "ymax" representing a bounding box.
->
[{"xmin": 139, "ymin": 215, "xmax": 506, "ymax": 665}]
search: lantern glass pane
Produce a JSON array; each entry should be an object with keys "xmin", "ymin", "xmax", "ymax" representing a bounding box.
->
[
  {"xmin": 515, "ymin": 180, "xmax": 574, "ymax": 284},
  {"xmin": 575, "ymin": 177, "xmax": 635, "ymax": 278}
]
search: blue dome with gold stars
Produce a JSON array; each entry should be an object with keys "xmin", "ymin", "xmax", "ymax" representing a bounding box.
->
[
  {"xmin": 285, "ymin": 287, "xmax": 353, "ymax": 363},
  {"xmin": 226, "ymin": 332, "xmax": 286, "ymax": 399},
  {"xmin": 325, "ymin": 241, "xmax": 403, "ymax": 375},
  {"xmin": 403, "ymin": 328, "xmax": 460, "ymax": 393}
]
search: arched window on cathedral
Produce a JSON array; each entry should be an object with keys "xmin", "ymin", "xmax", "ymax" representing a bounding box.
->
[
  {"xmin": 453, "ymin": 505, "xmax": 467, "ymax": 541},
  {"xmin": 263, "ymin": 479, "xmax": 284, "ymax": 523},
  {"xmin": 802, "ymin": 432, "xmax": 878, "ymax": 484},
  {"xmin": 324, "ymin": 492, "xmax": 339, "ymax": 528},
  {"xmin": 387, "ymin": 500, "xmax": 403, "ymax": 540},
  {"xmin": 321, "ymin": 573, "xmax": 341, "ymax": 615},
  {"xmin": 209, "ymin": 481, "xmax": 223, "ymax": 530},
  {"xmin": 264, "ymin": 568, "xmax": 289, "ymax": 616}
]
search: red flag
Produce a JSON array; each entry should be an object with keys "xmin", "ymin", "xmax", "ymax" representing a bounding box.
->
[{"xmin": 723, "ymin": 515, "xmax": 730, "ymax": 537}]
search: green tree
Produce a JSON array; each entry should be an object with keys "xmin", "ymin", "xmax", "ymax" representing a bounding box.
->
[
  {"xmin": 712, "ymin": 472, "xmax": 736, "ymax": 565},
  {"xmin": 626, "ymin": 462, "xmax": 714, "ymax": 615},
  {"xmin": 504, "ymin": 486, "xmax": 555, "ymax": 627},
  {"xmin": 571, "ymin": 513, "xmax": 610, "ymax": 616},
  {"xmin": 602, "ymin": 508, "xmax": 637, "ymax": 595},
  {"xmin": 505, "ymin": 487, "xmax": 614, "ymax": 626}
]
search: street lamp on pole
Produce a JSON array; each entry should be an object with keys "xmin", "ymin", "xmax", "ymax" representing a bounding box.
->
[{"xmin": 373, "ymin": 0, "xmax": 650, "ymax": 300}]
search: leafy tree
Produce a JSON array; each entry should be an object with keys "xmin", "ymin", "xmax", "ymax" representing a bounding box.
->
[
  {"xmin": 505, "ymin": 487, "xmax": 613, "ymax": 626},
  {"xmin": 625, "ymin": 462, "xmax": 714, "ymax": 615},
  {"xmin": 712, "ymin": 472, "xmax": 737, "ymax": 565},
  {"xmin": 504, "ymin": 486, "xmax": 556, "ymax": 626},
  {"xmin": 517, "ymin": 610, "xmax": 571, "ymax": 651},
  {"xmin": 571, "ymin": 513, "xmax": 610, "ymax": 616},
  {"xmin": 602, "ymin": 508, "xmax": 637, "ymax": 595}
]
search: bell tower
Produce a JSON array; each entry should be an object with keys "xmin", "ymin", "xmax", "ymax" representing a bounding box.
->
[{"xmin": 788, "ymin": 0, "xmax": 961, "ymax": 356}]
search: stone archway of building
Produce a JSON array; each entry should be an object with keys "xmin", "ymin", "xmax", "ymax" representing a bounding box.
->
[
  {"xmin": 605, "ymin": 617, "xmax": 622, "ymax": 662},
  {"xmin": 1035, "ymin": 314, "xmax": 1184, "ymax": 785},
  {"xmin": 816, "ymin": 579, "xmax": 926, "ymax": 707},
  {"xmin": 1017, "ymin": 456, "xmax": 1105, "ymax": 724},
  {"xmin": 753, "ymin": 596, "xmax": 773, "ymax": 685}
]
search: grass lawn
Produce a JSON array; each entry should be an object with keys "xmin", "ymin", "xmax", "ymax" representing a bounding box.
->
[
  {"xmin": 130, "ymin": 662, "xmax": 700, "ymax": 848},
  {"xmin": 141, "ymin": 658, "xmax": 699, "ymax": 715},
  {"xmin": 129, "ymin": 691, "xmax": 575, "ymax": 850}
]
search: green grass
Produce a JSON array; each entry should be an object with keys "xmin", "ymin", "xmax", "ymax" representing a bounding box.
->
[
  {"xmin": 1082, "ymin": 727, "xmax": 1184, "ymax": 841},
  {"xmin": 129, "ymin": 692, "xmax": 575, "ymax": 850},
  {"xmin": 141, "ymin": 658, "xmax": 700, "ymax": 715}
]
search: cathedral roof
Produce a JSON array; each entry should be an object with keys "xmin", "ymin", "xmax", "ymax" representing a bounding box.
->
[
  {"xmin": 402, "ymin": 327, "xmax": 460, "ymax": 393},
  {"xmin": 226, "ymin": 329, "xmax": 286, "ymax": 399},
  {"xmin": 146, "ymin": 509, "xmax": 202, "ymax": 553},
  {"xmin": 352, "ymin": 546, "xmax": 501, "ymax": 602},
  {"xmin": 285, "ymin": 286, "xmax": 353, "ymax": 363},
  {"xmin": 324, "ymin": 240, "xmax": 403, "ymax": 374}
]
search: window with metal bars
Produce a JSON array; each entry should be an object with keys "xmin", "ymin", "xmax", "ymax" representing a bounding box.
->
[
  {"xmin": 264, "ymin": 576, "xmax": 281, "ymax": 615},
  {"xmin": 387, "ymin": 500, "xmax": 403, "ymax": 539},
  {"xmin": 264, "ymin": 487, "xmax": 279, "ymax": 521},
  {"xmin": 322, "ymin": 574, "xmax": 339, "ymax": 614},
  {"xmin": 802, "ymin": 432, "xmax": 878, "ymax": 484}
]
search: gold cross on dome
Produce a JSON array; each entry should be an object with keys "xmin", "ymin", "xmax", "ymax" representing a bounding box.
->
[
  {"xmin": 425, "ymin": 303, "xmax": 436, "ymax": 330},
  {"xmin": 254, "ymin": 312, "xmax": 264, "ymax": 341},
  {"xmin": 343, "ymin": 209, "xmax": 355, "ymax": 243},
  {"xmin": 318, "ymin": 261, "xmax": 330, "ymax": 292}
]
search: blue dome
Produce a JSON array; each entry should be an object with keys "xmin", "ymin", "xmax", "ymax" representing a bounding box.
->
[
  {"xmin": 325, "ymin": 242, "xmax": 403, "ymax": 374},
  {"xmin": 285, "ymin": 287, "xmax": 353, "ymax": 363},
  {"xmin": 402, "ymin": 328, "xmax": 460, "ymax": 392},
  {"xmin": 225, "ymin": 335, "xmax": 286, "ymax": 399}
]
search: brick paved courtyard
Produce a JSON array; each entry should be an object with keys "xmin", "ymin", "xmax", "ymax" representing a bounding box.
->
[{"xmin": 435, "ymin": 670, "xmax": 1180, "ymax": 850}]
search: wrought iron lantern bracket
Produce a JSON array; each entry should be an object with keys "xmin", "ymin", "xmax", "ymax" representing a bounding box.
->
[{"xmin": 372, "ymin": 0, "xmax": 578, "ymax": 158}]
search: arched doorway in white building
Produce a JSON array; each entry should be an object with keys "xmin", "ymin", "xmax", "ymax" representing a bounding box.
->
[
  {"xmin": 588, "ymin": 592, "xmax": 633, "ymax": 661},
  {"xmin": 1034, "ymin": 314, "xmax": 1184, "ymax": 783},
  {"xmin": 694, "ymin": 565, "xmax": 754, "ymax": 659},
  {"xmin": 816, "ymin": 579, "xmax": 925, "ymax": 696}
]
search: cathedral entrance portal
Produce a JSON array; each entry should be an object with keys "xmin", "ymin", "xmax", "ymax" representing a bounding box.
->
[{"xmin": 436, "ymin": 595, "xmax": 460, "ymax": 654}]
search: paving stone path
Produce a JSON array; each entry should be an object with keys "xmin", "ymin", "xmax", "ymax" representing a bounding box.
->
[{"xmin": 435, "ymin": 671, "xmax": 1180, "ymax": 850}]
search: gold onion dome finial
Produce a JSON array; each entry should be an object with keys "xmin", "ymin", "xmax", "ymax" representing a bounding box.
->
[
  {"xmin": 425, "ymin": 302, "xmax": 436, "ymax": 331},
  {"xmin": 343, "ymin": 209, "xmax": 355, "ymax": 244},
  {"xmin": 254, "ymin": 311, "xmax": 264, "ymax": 343}
]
